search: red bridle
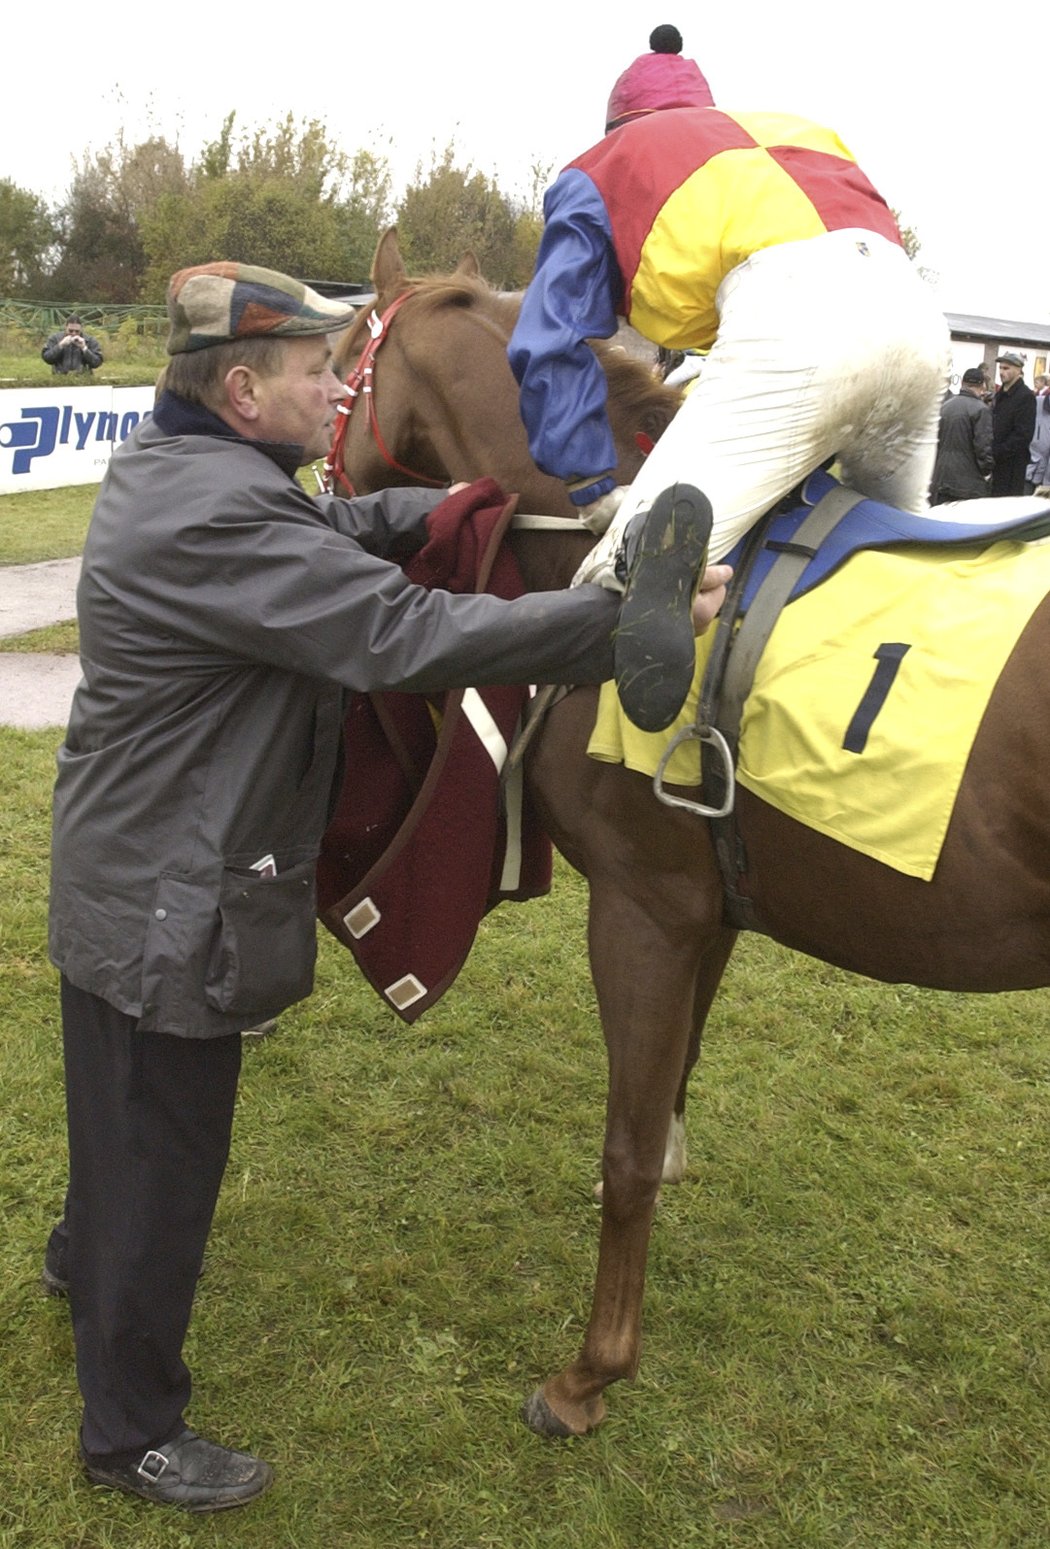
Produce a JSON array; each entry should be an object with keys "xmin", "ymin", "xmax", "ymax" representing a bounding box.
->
[{"xmin": 323, "ymin": 291, "xmax": 448, "ymax": 497}]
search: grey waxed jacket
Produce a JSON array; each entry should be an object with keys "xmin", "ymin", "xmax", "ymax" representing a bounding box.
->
[{"xmin": 49, "ymin": 392, "xmax": 618, "ymax": 1037}]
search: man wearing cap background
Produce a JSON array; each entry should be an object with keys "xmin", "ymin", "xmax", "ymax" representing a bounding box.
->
[
  {"xmin": 929, "ymin": 366, "xmax": 993, "ymax": 503},
  {"xmin": 991, "ymin": 352, "xmax": 1036, "ymax": 496},
  {"xmin": 45, "ymin": 259, "xmax": 729, "ymax": 1513}
]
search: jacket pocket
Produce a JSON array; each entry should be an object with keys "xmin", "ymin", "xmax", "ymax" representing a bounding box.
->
[{"xmin": 204, "ymin": 856, "xmax": 318, "ymax": 1016}]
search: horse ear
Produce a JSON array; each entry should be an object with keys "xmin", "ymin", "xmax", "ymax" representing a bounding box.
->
[
  {"xmin": 456, "ymin": 250, "xmax": 481, "ymax": 278},
  {"xmin": 372, "ymin": 227, "xmax": 406, "ymax": 292}
]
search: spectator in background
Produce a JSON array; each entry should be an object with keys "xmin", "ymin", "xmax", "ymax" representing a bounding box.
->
[
  {"xmin": 930, "ymin": 366, "xmax": 993, "ymax": 502},
  {"xmin": 1026, "ymin": 385, "xmax": 1050, "ymax": 493},
  {"xmin": 605, "ymin": 24, "xmax": 714, "ymax": 132},
  {"xmin": 42, "ymin": 316, "xmax": 103, "ymax": 375},
  {"xmin": 991, "ymin": 352, "xmax": 1036, "ymax": 495}
]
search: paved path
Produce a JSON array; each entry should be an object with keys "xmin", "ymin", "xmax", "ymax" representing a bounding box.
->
[{"xmin": 0, "ymin": 557, "xmax": 82, "ymax": 729}]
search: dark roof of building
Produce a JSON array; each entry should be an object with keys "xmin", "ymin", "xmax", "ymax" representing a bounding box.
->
[{"xmin": 946, "ymin": 312, "xmax": 1050, "ymax": 349}]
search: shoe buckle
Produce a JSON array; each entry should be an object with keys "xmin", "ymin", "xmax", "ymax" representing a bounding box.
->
[{"xmin": 137, "ymin": 1449, "xmax": 170, "ymax": 1482}]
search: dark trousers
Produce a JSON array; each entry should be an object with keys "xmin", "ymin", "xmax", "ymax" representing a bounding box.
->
[
  {"xmin": 60, "ymin": 976, "xmax": 241, "ymax": 1458},
  {"xmin": 991, "ymin": 458, "xmax": 1027, "ymax": 496}
]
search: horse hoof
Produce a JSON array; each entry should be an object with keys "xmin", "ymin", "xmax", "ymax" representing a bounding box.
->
[{"xmin": 520, "ymin": 1389, "xmax": 577, "ymax": 1439}]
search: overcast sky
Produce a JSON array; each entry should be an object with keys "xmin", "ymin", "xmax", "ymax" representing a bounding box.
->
[{"xmin": 6, "ymin": 1, "xmax": 1045, "ymax": 322}]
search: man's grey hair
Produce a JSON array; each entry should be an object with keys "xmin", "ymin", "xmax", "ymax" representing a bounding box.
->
[{"xmin": 163, "ymin": 336, "xmax": 286, "ymax": 411}]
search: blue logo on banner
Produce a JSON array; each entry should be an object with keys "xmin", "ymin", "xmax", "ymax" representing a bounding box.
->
[
  {"xmin": 0, "ymin": 403, "xmax": 151, "ymax": 474},
  {"xmin": 0, "ymin": 408, "xmax": 60, "ymax": 473}
]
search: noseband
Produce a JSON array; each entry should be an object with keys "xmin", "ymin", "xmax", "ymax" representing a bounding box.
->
[{"xmin": 323, "ymin": 291, "xmax": 448, "ymax": 497}]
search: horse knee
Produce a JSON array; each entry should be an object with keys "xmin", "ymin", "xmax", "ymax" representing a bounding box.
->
[{"xmin": 600, "ymin": 1144, "xmax": 663, "ymax": 1216}]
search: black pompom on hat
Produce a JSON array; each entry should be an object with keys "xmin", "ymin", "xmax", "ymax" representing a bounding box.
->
[{"xmin": 649, "ymin": 24, "xmax": 683, "ymax": 53}]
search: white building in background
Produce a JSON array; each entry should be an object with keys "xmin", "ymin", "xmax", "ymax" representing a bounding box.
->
[{"xmin": 945, "ymin": 313, "xmax": 1050, "ymax": 388}]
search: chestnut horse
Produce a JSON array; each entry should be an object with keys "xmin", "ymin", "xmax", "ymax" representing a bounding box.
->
[{"xmin": 330, "ymin": 230, "xmax": 1050, "ymax": 1440}]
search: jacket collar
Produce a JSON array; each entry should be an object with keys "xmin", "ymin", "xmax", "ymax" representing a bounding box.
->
[{"xmin": 153, "ymin": 389, "xmax": 305, "ymax": 478}]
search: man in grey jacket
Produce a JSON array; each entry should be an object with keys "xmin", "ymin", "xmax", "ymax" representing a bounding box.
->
[
  {"xmin": 929, "ymin": 366, "xmax": 993, "ymax": 503},
  {"xmin": 45, "ymin": 260, "xmax": 728, "ymax": 1513}
]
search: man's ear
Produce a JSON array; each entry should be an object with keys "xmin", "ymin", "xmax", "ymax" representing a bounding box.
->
[{"xmin": 223, "ymin": 365, "xmax": 261, "ymax": 424}]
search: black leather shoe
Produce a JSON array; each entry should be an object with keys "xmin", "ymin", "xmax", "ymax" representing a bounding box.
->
[
  {"xmin": 41, "ymin": 1220, "xmax": 69, "ymax": 1296},
  {"xmin": 613, "ymin": 483, "xmax": 713, "ymax": 733},
  {"xmin": 81, "ymin": 1428, "xmax": 273, "ymax": 1512}
]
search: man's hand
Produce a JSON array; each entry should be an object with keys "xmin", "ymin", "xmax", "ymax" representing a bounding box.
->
[
  {"xmin": 1036, "ymin": 485, "xmax": 1050, "ymax": 499},
  {"xmin": 691, "ymin": 564, "xmax": 732, "ymax": 634}
]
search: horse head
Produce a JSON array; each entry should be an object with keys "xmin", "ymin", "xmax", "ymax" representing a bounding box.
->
[{"xmin": 329, "ymin": 229, "xmax": 682, "ymax": 517}]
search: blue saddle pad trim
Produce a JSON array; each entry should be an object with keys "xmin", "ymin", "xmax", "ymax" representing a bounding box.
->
[{"xmin": 730, "ymin": 469, "xmax": 1050, "ymax": 611}]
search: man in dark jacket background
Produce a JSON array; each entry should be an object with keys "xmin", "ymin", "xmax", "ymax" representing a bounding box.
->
[
  {"xmin": 44, "ymin": 260, "xmax": 729, "ymax": 1514},
  {"xmin": 930, "ymin": 366, "xmax": 993, "ymax": 502},
  {"xmin": 992, "ymin": 352, "xmax": 1037, "ymax": 495},
  {"xmin": 41, "ymin": 315, "xmax": 104, "ymax": 374}
]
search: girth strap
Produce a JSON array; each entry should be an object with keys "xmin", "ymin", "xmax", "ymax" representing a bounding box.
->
[{"xmin": 699, "ymin": 483, "xmax": 866, "ymax": 927}]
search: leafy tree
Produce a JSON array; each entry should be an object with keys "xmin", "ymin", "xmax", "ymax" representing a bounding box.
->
[
  {"xmin": 141, "ymin": 175, "xmax": 343, "ymax": 298},
  {"xmin": 336, "ymin": 149, "xmax": 394, "ymax": 283},
  {"xmin": 0, "ymin": 179, "xmax": 57, "ymax": 295},
  {"xmin": 140, "ymin": 114, "xmax": 390, "ymax": 298},
  {"xmin": 49, "ymin": 134, "xmax": 187, "ymax": 302},
  {"xmin": 507, "ymin": 208, "xmax": 543, "ymax": 291},
  {"xmin": 199, "ymin": 113, "xmax": 236, "ymax": 181},
  {"xmin": 236, "ymin": 113, "xmax": 342, "ymax": 195},
  {"xmin": 502, "ymin": 158, "xmax": 551, "ymax": 290},
  {"xmin": 396, "ymin": 145, "xmax": 520, "ymax": 286}
]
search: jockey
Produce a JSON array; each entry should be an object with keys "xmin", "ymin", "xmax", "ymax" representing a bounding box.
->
[{"xmin": 508, "ymin": 107, "xmax": 949, "ymax": 733}]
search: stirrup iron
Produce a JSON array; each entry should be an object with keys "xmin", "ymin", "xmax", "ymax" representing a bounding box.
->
[{"xmin": 652, "ymin": 723, "xmax": 735, "ymax": 818}]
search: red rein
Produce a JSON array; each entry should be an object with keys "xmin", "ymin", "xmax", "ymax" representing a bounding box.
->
[{"xmin": 323, "ymin": 293, "xmax": 448, "ymax": 497}]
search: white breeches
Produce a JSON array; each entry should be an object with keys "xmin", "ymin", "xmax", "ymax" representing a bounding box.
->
[{"xmin": 591, "ymin": 229, "xmax": 950, "ymax": 572}]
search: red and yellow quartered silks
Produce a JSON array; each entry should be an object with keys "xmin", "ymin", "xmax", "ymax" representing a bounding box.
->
[{"xmin": 569, "ymin": 109, "xmax": 902, "ymax": 350}]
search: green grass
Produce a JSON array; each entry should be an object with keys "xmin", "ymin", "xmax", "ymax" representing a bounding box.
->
[
  {"xmin": 0, "ymin": 349, "xmax": 165, "ymax": 389},
  {"xmin": 0, "ymin": 621, "xmax": 78, "ymax": 653},
  {"xmin": 2, "ymin": 726, "xmax": 1050, "ymax": 1545},
  {"xmin": 0, "ymin": 486, "xmax": 94, "ymax": 565}
]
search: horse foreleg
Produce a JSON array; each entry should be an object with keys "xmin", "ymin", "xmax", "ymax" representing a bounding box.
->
[
  {"xmin": 594, "ymin": 928, "xmax": 735, "ymax": 1194},
  {"xmin": 525, "ymin": 875, "xmax": 723, "ymax": 1438}
]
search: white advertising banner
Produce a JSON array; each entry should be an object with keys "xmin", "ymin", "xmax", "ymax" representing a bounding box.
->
[{"xmin": 0, "ymin": 386, "xmax": 154, "ymax": 495}]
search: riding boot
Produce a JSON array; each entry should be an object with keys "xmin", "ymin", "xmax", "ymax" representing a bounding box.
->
[{"xmin": 612, "ymin": 484, "xmax": 712, "ymax": 734}]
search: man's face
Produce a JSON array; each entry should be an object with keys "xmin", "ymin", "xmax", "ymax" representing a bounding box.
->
[
  {"xmin": 251, "ymin": 336, "xmax": 345, "ymax": 464},
  {"xmin": 999, "ymin": 361, "xmax": 1023, "ymax": 389},
  {"xmin": 64, "ymin": 322, "xmax": 82, "ymax": 338}
]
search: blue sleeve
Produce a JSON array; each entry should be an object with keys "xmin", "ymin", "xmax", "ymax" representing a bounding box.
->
[{"xmin": 508, "ymin": 169, "xmax": 622, "ymax": 505}]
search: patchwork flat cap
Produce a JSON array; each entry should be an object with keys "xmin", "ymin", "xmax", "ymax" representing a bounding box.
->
[{"xmin": 166, "ymin": 261, "xmax": 358, "ymax": 354}]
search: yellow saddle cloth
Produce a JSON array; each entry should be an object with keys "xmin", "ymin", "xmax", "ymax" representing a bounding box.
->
[{"xmin": 589, "ymin": 537, "xmax": 1050, "ymax": 880}]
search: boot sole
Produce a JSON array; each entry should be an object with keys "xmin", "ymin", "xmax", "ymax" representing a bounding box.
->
[{"xmin": 613, "ymin": 484, "xmax": 712, "ymax": 733}]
